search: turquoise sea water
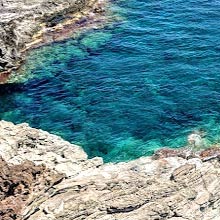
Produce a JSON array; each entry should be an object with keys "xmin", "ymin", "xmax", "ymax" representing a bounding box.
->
[{"xmin": 1, "ymin": 0, "xmax": 220, "ymax": 162}]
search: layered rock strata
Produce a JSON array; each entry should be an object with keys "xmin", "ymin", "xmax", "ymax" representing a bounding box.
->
[
  {"xmin": 0, "ymin": 0, "xmax": 107, "ymax": 81},
  {"xmin": 1, "ymin": 120, "xmax": 220, "ymax": 220}
]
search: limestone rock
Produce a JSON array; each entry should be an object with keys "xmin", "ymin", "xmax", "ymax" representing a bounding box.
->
[
  {"xmin": 0, "ymin": 0, "xmax": 107, "ymax": 79},
  {"xmin": 1, "ymin": 120, "xmax": 220, "ymax": 220}
]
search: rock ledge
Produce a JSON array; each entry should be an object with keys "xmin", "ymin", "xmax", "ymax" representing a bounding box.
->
[{"xmin": 0, "ymin": 0, "xmax": 108, "ymax": 82}]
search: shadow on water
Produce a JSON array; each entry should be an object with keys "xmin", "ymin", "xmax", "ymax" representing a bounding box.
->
[{"xmin": 0, "ymin": 83, "xmax": 25, "ymax": 95}]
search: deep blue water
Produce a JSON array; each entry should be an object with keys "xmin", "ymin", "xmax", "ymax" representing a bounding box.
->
[{"xmin": 1, "ymin": 0, "xmax": 220, "ymax": 162}]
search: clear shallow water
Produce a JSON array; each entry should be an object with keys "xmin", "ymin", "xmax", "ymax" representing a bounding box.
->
[{"xmin": 1, "ymin": 0, "xmax": 220, "ymax": 162}]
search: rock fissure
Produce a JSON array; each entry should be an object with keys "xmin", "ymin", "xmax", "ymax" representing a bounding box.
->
[{"xmin": 106, "ymin": 201, "xmax": 148, "ymax": 214}]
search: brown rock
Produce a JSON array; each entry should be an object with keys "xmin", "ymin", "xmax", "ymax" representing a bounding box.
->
[
  {"xmin": 199, "ymin": 146, "xmax": 220, "ymax": 161},
  {"xmin": 0, "ymin": 155, "xmax": 64, "ymax": 220}
]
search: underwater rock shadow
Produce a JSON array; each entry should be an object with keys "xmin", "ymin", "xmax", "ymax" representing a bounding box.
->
[{"xmin": 0, "ymin": 83, "xmax": 25, "ymax": 95}]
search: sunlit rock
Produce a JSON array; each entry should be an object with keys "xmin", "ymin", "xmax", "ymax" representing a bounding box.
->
[{"xmin": 1, "ymin": 121, "xmax": 220, "ymax": 219}]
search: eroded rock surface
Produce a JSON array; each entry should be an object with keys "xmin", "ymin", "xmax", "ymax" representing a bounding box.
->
[
  {"xmin": 0, "ymin": 156, "xmax": 64, "ymax": 220},
  {"xmin": 0, "ymin": 120, "xmax": 220, "ymax": 220},
  {"xmin": 0, "ymin": 0, "xmax": 107, "ymax": 79}
]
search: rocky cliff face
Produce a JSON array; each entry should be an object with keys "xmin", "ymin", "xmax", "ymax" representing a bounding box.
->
[
  {"xmin": 0, "ymin": 0, "xmax": 106, "ymax": 81},
  {"xmin": 0, "ymin": 120, "xmax": 220, "ymax": 220}
]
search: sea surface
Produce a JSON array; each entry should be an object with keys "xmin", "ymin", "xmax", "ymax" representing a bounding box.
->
[{"xmin": 1, "ymin": 0, "xmax": 220, "ymax": 162}]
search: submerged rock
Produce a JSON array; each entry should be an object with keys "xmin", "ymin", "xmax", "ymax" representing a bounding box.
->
[
  {"xmin": 187, "ymin": 130, "xmax": 207, "ymax": 150},
  {"xmin": 187, "ymin": 133, "xmax": 202, "ymax": 146},
  {"xmin": 0, "ymin": 120, "xmax": 220, "ymax": 219}
]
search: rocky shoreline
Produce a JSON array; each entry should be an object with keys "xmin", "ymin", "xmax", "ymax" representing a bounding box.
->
[
  {"xmin": 1, "ymin": 1, "xmax": 220, "ymax": 219},
  {"xmin": 0, "ymin": 0, "xmax": 108, "ymax": 83},
  {"xmin": 1, "ymin": 120, "xmax": 220, "ymax": 220}
]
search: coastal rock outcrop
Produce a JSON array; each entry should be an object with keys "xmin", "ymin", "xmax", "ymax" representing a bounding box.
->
[
  {"xmin": 0, "ymin": 156, "xmax": 64, "ymax": 220},
  {"xmin": 0, "ymin": 0, "xmax": 107, "ymax": 81},
  {"xmin": 1, "ymin": 120, "xmax": 220, "ymax": 220}
]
